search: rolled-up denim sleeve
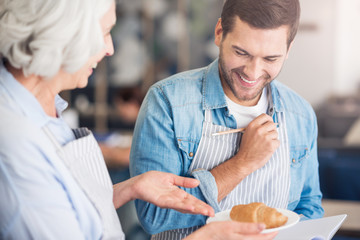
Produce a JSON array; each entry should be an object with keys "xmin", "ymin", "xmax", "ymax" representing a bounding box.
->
[
  {"xmin": 130, "ymin": 86, "xmax": 213, "ymax": 234},
  {"xmin": 191, "ymin": 169, "xmax": 221, "ymax": 213}
]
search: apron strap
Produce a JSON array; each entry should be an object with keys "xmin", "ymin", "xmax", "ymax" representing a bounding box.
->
[
  {"xmin": 42, "ymin": 125, "xmax": 124, "ymax": 239},
  {"xmin": 204, "ymin": 109, "xmax": 212, "ymax": 123},
  {"xmin": 42, "ymin": 126, "xmax": 63, "ymax": 152},
  {"xmin": 266, "ymin": 85, "xmax": 278, "ymax": 124},
  {"xmin": 72, "ymin": 127, "xmax": 91, "ymax": 139}
]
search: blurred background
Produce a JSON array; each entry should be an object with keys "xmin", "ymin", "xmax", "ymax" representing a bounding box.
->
[{"xmin": 60, "ymin": 0, "xmax": 360, "ymax": 239}]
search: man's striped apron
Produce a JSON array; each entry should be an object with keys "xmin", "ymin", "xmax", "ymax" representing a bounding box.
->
[{"xmin": 152, "ymin": 99, "xmax": 290, "ymax": 240}]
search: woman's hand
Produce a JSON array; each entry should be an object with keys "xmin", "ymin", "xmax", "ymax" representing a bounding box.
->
[
  {"xmin": 185, "ymin": 221, "xmax": 278, "ymax": 240},
  {"xmin": 113, "ymin": 171, "xmax": 214, "ymax": 217}
]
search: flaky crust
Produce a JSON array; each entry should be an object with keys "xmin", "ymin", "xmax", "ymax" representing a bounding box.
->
[{"xmin": 230, "ymin": 202, "xmax": 288, "ymax": 229}]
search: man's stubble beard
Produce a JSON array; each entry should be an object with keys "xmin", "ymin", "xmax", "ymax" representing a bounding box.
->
[{"xmin": 218, "ymin": 50, "xmax": 273, "ymax": 104}]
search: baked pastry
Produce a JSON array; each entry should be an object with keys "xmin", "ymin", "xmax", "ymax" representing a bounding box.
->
[{"xmin": 230, "ymin": 202, "xmax": 288, "ymax": 229}]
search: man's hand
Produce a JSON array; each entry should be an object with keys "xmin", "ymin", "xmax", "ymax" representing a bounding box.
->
[
  {"xmin": 113, "ymin": 171, "xmax": 214, "ymax": 217},
  {"xmin": 234, "ymin": 113, "xmax": 280, "ymax": 175},
  {"xmin": 185, "ymin": 221, "xmax": 278, "ymax": 240},
  {"xmin": 211, "ymin": 113, "xmax": 279, "ymax": 201}
]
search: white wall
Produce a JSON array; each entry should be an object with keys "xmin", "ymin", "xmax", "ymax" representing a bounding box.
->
[
  {"xmin": 278, "ymin": 0, "xmax": 360, "ymax": 107},
  {"xmin": 334, "ymin": 0, "xmax": 360, "ymax": 95}
]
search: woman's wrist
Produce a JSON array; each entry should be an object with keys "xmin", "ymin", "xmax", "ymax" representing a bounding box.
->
[{"xmin": 113, "ymin": 176, "xmax": 137, "ymax": 209}]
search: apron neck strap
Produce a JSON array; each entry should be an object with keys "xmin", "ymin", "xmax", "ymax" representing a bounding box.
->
[
  {"xmin": 204, "ymin": 109, "xmax": 212, "ymax": 122},
  {"xmin": 42, "ymin": 126, "xmax": 63, "ymax": 151}
]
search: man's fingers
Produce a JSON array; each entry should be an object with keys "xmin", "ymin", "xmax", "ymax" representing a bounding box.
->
[
  {"xmin": 206, "ymin": 221, "xmax": 265, "ymax": 235},
  {"xmin": 232, "ymin": 222, "xmax": 265, "ymax": 234},
  {"xmin": 252, "ymin": 113, "xmax": 274, "ymax": 126},
  {"xmin": 262, "ymin": 120, "xmax": 278, "ymax": 131},
  {"xmin": 231, "ymin": 222, "xmax": 278, "ymax": 240},
  {"xmin": 267, "ymin": 131, "xmax": 279, "ymax": 141},
  {"xmin": 245, "ymin": 232, "xmax": 278, "ymax": 240}
]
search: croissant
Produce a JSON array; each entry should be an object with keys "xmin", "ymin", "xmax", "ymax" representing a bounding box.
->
[{"xmin": 230, "ymin": 202, "xmax": 288, "ymax": 229}]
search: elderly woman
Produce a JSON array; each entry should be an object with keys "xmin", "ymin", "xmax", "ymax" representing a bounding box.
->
[{"xmin": 0, "ymin": 0, "xmax": 277, "ymax": 239}]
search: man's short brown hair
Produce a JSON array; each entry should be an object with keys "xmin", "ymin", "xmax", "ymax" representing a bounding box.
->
[{"xmin": 220, "ymin": 0, "xmax": 300, "ymax": 48}]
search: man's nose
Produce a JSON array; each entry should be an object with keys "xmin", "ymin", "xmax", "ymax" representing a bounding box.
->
[{"xmin": 243, "ymin": 58, "xmax": 263, "ymax": 80}]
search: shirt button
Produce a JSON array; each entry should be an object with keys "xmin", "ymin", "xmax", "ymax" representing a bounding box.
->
[
  {"xmin": 189, "ymin": 152, "xmax": 194, "ymax": 157},
  {"xmin": 292, "ymin": 158, "xmax": 296, "ymax": 163}
]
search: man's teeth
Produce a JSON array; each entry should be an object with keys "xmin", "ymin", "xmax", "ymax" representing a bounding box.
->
[
  {"xmin": 92, "ymin": 63, "xmax": 98, "ymax": 69},
  {"xmin": 240, "ymin": 75, "xmax": 256, "ymax": 84}
]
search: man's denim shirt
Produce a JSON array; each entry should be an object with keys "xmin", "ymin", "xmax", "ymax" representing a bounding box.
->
[{"xmin": 130, "ymin": 58, "xmax": 324, "ymax": 234}]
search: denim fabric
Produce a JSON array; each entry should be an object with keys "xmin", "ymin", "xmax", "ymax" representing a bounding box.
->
[{"xmin": 130, "ymin": 58, "xmax": 324, "ymax": 234}]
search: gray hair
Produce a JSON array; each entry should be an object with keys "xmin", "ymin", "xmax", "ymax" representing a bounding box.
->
[{"xmin": 0, "ymin": 0, "xmax": 113, "ymax": 78}]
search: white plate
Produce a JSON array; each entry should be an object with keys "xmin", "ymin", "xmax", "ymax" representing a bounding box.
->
[{"xmin": 206, "ymin": 208, "xmax": 300, "ymax": 233}]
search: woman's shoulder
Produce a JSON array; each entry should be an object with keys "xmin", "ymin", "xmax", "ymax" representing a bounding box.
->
[
  {"xmin": 0, "ymin": 105, "xmax": 40, "ymax": 141},
  {"xmin": 0, "ymin": 105, "xmax": 56, "ymax": 168}
]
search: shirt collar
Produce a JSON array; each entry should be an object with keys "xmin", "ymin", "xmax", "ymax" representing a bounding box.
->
[
  {"xmin": 269, "ymin": 80, "xmax": 285, "ymax": 113},
  {"xmin": 0, "ymin": 61, "xmax": 68, "ymax": 128},
  {"xmin": 202, "ymin": 58, "xmax": 227, "ymax": 110},
  {"xmin": 202, "ymin": 58, "xmax": 285, "ymax": 113}
]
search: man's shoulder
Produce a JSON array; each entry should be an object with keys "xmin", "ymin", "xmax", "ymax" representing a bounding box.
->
[
  {"xmin": 272, "ymin": 80, "xmax": 314, "ymax": 114},
  {"xmin": 148, "ymin": 67, "xmax": 207, "ymax": 105},
  {"xmin": 153, "ymin": 67, "xmax": 206, "ymax": 91}
]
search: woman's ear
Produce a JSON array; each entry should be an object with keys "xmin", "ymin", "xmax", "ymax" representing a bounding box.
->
[{"xmin": 214, "ymin": 18, "xmax": 223, "ymax": 47}]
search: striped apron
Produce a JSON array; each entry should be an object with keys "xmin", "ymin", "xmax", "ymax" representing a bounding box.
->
[
  {"xmin": 43, "ymin": 127, "xmax": 124, "ymax": 240},
  {"xmin": 153, "ymin": 92, "xmax": 290, "ymax": 240}
]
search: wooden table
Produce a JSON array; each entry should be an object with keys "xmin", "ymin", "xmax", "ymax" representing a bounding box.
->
[{"xmin": 322, "ymin": 199, "xmax": 360, "ymax": 237}]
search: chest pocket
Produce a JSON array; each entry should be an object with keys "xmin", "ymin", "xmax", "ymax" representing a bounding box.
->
[
  {"xmin": 288, "ymin": 145, "xmax": 310, "ymax": 204},
  {"xmin": 290, "ymin": 145, "xmax": 309, "ymax": 168},
  {"xmin": 177, "ymin": 138, "xmax": 199, "ymax": 173}
]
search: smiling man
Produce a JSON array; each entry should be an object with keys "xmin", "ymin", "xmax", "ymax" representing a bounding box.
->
[{"xmin": 130, "ymin": 0, "xmax": 324, "ymax": 239}]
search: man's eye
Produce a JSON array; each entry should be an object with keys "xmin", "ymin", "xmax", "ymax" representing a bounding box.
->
[
  {"xmin": 236, "ymin": 51, "xmax": 247, "ymax": 56},
  {"xmin": 265, "ymin": 58, "xmax": 277, "ymax": 62}
]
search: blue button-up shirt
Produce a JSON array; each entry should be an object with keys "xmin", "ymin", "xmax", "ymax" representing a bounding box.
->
[
  {"xmin": 0, "ymin": 62, "xmax": 103, "ymax": 239},
  {"xmin": 130, "ymin": 58, "xmax": 324, "ymax": 234}
]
